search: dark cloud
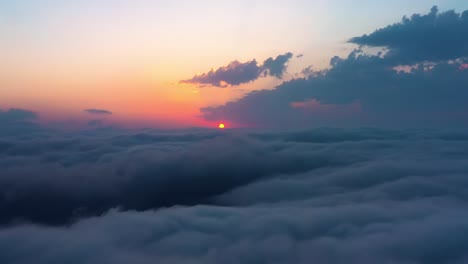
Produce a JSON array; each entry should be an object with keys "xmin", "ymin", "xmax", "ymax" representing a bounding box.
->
[
  {"xmin": 85, "ymin": 109, "xmax": 112, "ymax": 115},
  {"xmin": 181, "ymin": 60, "xmax": 261, "ymax": 87},
  {"xmin": 1, "ymin": 125, "xmax": 361, "ymax": 225},
  {"xmin": 0, "ymin": 108, "xmax": 37, "ymax": 122},
  {"xmin": 262, "ymin": 52, "xmax": 294, "ymax": 78},
  {"xmin": 350, "ymin": 6, "xmax": 468, "ymax": 64},
  {"xmin": 180, "ymin": 53, "xmax": 293, "ymax": 87},
  {"xmin": 1, "ymin": 124, "xmax": 468, "ymax": 263},
  {"xmin": 3, "ymin": 201, "xmax": 468, "ymax": 264},
  {"xmin": 0, "ymin": 108, "xmax": 42, "ymax": 136},
  {"xmin": 202, "ymin": 8, "xmax": 468, "ymax": 128}
]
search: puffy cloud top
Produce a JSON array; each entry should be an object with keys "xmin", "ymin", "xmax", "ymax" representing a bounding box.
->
[
  {"xmin": 2, "ymin": 124, "xmax": 468, "ymax": 263},
  {"xmin": 263, "ymin": 52, "xmax": 294, "ymax": 78},
  {"xmin": 202, "ymin": 7, "xmax": 468, "ymax": 128},
  {"xmin": 181, "ymin": 53, "xmax": 293, "ymax": 87},
  {"xmin": 350, "ymin": 6, "xmax": 468, "ymax": 64}
]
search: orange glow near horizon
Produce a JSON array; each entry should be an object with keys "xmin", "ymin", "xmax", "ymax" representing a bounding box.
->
[
  {"xmin": 218, "ymin": 123, "xmax": 225, "ymax": 129},
  {"xmin": 1, "ymin": 65, "xmax": 277, "ymax": 129},
  {"xmin": 0, "ymin": 0, "xmax": 404, "ymax": 129}
]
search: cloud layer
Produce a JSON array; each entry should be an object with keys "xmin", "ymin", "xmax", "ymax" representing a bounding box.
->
[
  {"xmin": 2, "ymin": 6, "xmax": 468, "ymax": 264},
  {"xmin": 181, "ymin": 53, "xmax": 293, "ymax": 87},
  {"xmin": 1, "ymin": 123, "xmax": 468, "ymax": 263}
]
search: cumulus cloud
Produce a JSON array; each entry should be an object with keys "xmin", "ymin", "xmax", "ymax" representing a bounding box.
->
[
  {"xmin": 180, "ymin": 53, "xmax": 293, "ymax": 87},
  {"xmin": 85, "ymin": 109, "xmax": 112, "ymax": 115},
  {"xmin": 202, "ymin": 7, "xmax": 468, "ymax": 128},
  {"xmin": 262, "ymin": 52, "xmax": 294, "ymax": 78},
  {"xmin": 350, "ymin": 6, "xmax": 468, "ymax": 64},
  {"xmin": 1, "ymin": 123, "xmax": 468, "ymax": 263}
]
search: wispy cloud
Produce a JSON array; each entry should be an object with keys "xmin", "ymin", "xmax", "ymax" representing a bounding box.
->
[{"xmin": 84, "ymin": 109, "xmax": 112, "ymax": 115}]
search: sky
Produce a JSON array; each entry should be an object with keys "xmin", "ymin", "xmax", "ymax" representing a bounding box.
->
[
  {"xmin": 2, "ymin": 0, "xmax": 468, "ymax": 129},
  {"xmin": 3, "ymin": 2, "xmax": 468, "ymax": 263}
]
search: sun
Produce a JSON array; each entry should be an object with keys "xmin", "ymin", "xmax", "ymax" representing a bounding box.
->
[{"xmin": 218, "ymin": 123, "xmax": 225, "ymax": 129}]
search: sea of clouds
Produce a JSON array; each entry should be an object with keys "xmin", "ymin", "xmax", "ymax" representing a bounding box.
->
[
  {"xmin": 1, "ymin": 122, "xmax": 468, "ymax": 264},
  {"xmin": 2, "ymin": 6, "xmax": 468, "ymax": 264}
]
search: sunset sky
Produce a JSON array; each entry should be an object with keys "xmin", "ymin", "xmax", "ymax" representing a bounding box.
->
[
  {"xmin": 3, "ymin": 3, "xmax": 468, "ymax": 263},
  {"xmin": 1, "ymin": 0, "xmax": 468, "ymax": 128}
]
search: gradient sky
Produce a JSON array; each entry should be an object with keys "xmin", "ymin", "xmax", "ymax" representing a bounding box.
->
[
  {"xmin": 1, "ymin": 0, "xmax": 468, "ymax": 128},
  {"xmin": 3, "ymin": 3, "xmax": 468, "ymax": 262}
]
